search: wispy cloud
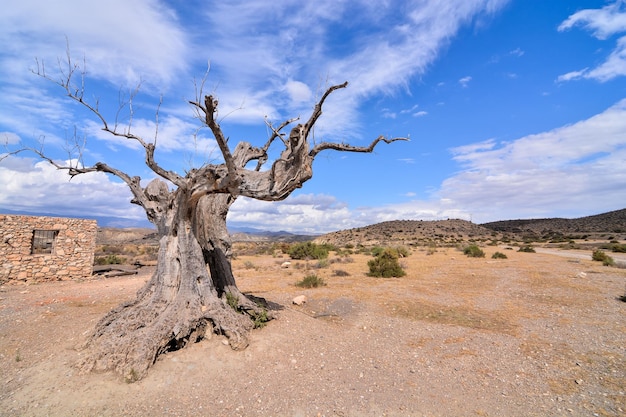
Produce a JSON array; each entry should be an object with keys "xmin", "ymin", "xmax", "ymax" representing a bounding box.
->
[
  {"xmin": 0, "ymin": 0, "xmax": 190, "ymax": 89},
  {"xmin": 439, "ymin": 98, "xmax": 626, "ymax": 221},
  {"xmin": 558, "ymin": 1, "xmax": 626, "ymax": 82},
  {"xmin": 558, "ymin": 0, "xmax": 626, "ymax": 39},
  {"xmin": 458, "ymin": 76, "xmax": 472, "ymax": 87},
  {"xmin": 195, "ymin": 0, "xmax": 510, "ymax": 131}
]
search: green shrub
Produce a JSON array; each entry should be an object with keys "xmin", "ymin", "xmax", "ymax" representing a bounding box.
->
[
  {"xmin": 491, "ymin": 252, "xmax": 508, "ymax": 259},
  {"xmin": 251, "ymin": 309, "xmax": 270, "ymax": 329},
  {"xmin": 288, "ymin": 242, "xmax": 329, "ymax": 260},
  {"xmin": 370, "ymin": 246, "xmax": 385, "ymax": 257},
  {"xmin": 367, "ymin": 249, "xmax": 406, "ymax": 278},
  {"xmin": 94, "ymin": 254, "xmax": 126, "ymax": 265},
  {"xmin": 518, "ymin": 245, "xmax": 536, "ymax": 253},
  {"xmin": 611, "ymin": 243, "xmax": 626, "ymax": 253},
  {"xmin": 225, "ymin": 292, "xmax": 240, "ymax": 311},
  {"xmin": 592, "ymin": 250, "xmax": 615, "ymax": 266},
  {"xmin": 295, "ymin": 274, "xmax": 326, "ymax": 288},
  {"xmin": 463, "ymin": 244, "xmax": 485, "ymax": 258}
]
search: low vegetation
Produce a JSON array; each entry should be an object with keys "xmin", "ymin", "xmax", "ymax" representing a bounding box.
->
[
  {"xmin": 367, "ymin": 248, "xmax": 406, "ymax": 277},
  {"xmin": 94, "ymin": 254, "xmax": 126, "ymax": 265},
  {"xmin": 592, "ymin": 249, "xmax": 615, "ymax": 266},
  {"xmin": 295, "ymin": 274, "xmax": 326, "ymax": 288},
  {"xmin": 463, "ymin": 244, "xmax": 485, "ymax": 258},
  {"xmin": 491, "ymin": 251, "xmax": 508, "ymax": 259},
  {"xmin": 288, "ymin": 242, "xmax": 329, "ymax": 260}
]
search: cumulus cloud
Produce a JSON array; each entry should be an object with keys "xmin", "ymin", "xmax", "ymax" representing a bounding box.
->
[
  {"xmin": 0, "ymin": 156, "xmax": 145, "ymax": 220},
  {"xmin": 284, "ymin": 80, "xmax": 313, "ymax": 105},
  {"xmin": 228, "ymin": 194, "xmax": 354, "ymax": 233}
]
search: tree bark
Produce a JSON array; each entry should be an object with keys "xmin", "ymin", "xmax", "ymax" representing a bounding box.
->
[{"xmin": 78, "ymin": 187, "xmax": 255, "ymax": 382}]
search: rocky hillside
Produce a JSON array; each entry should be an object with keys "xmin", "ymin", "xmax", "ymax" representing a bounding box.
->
[
  {"xmin": 96, "ymin": 228, "xmax": 159, "ymax": 245},
  {"xmin": 314, "ymin": 208, "xmax": 626, "ymax": 247},
  {"xmin": 314, "ymin": 219, "xmax": 498, "ymax": 247},
  {"xmin": 482, "ymin": 208, "xmax": 626, "ymax": 239}
]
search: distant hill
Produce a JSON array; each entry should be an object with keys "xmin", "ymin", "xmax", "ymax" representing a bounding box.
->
[
  {"xmin": 314, "ymin": 219, "xmax": 495, "ymax": 247},
  {"xmin": 481, "ymin": 208, "xmax": 626, "ymax": 237},
  {"xmin": 96, "ymin": 226, "xmax": 313, "ymax": 246},
  {"xmin": 314, "ymin": 209, "xmax": 626, "ymax": 246}
]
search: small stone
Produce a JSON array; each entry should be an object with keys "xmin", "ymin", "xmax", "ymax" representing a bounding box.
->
[
  {"xmin": 575, "ymin": 379, "xmax": 583, "ymax": 385},
  {"xmin": 292, "ymin": 295, "xmax": 307, "ymax": 305}
]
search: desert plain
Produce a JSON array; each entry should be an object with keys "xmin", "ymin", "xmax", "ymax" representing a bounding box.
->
[{"xmin": 1, "ymin": 241, "xmax": 625, "ymax": 416}]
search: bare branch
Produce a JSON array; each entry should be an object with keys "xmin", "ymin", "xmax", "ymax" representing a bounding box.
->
[
  {"xmin": 310, "ymin": 135, "xmax": 409, "ymax": 158},
  {"xmin": 190, "ymin": 96, "xmax": 239, "ymax": 189},
  {"xmin": 31, "ymin": 47, "xmax": 186, "ymax": 188},
  {"xmin": 302, "ymin": 81, "xmax": 348, "ymax": 139}
]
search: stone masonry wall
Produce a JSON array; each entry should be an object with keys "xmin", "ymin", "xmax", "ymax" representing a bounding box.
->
[{"xmin": 0, "ymin": 214, "xmax": 97, "ymax": 284}]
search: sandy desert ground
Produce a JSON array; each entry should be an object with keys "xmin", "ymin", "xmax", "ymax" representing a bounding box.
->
[{"xmin": 1, "ymin": 246, "xmax": 625, "ymax": 416}]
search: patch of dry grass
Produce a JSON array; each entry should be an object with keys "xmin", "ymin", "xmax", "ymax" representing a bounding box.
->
[{"xmin": 391, "ymin": 300, "xmax": 518, "ymax": 334}]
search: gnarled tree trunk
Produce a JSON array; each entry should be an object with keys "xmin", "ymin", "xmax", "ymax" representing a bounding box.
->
[{"xmin": 78, "ymin": 188, "xmax": 257, "ymax": 382}]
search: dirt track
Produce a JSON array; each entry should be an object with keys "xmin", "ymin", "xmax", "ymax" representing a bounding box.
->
[{"xmin": 1, "ymin": 248, "xmax": 625, "ymax": 416}]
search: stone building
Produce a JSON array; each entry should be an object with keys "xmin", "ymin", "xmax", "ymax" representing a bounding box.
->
[{"xmin": 0, "ymin": 214, "xmax": 97, "ymax": 283}]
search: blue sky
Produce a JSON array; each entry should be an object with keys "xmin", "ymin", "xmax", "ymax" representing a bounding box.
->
[{"xmin": 1, "ymin": 0, "xmax": 626, "ymax": 233}]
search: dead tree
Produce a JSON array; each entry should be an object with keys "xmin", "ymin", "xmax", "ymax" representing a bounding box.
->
[{"xmin": 13, "ymin": 60, "xmax": 407, "ymax": 381}]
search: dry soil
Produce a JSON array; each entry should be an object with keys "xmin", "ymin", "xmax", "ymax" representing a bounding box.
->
[{"xmin": 1, "ymin": 247, "xmax": 625, "ymax": 416}]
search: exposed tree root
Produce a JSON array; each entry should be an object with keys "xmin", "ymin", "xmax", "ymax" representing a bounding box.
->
[{"xmin": 77, "ymin": 291, "xmax": 256, "ymax": 382}]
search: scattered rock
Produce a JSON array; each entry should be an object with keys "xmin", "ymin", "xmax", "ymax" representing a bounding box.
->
[
  {"xmin": 281, "ymin": 261, "xmax": 292, "ymax": 269},
  {"xmin": 292, "ymin": 295, "xmax": 307, "ymax": 305}
]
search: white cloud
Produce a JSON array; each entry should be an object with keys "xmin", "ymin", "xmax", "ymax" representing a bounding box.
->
[
  {"xmin": 400, "ymin": 104, "xmax": 420, "ymax": 114},
  {"xmin": 196, "ymin": 0, "xmax": 509, "ymax": 132},
  {"xmin": 0, "ymin": 0, "xmax": 190, "ymax": 89},
  {"xmin": 1, "ymin": 132, "xmax": 20, "ymax": 145},
  {"xmin": 382, "ymin": 110, "xmax": 397, "ymax": 119},
  {"xmin": 558, "ymin": 1, "xmax": 626, "ymax": 82},
  {"xmin": 284, "ymin": 80, "xmax": 313, "ymax": 105},
  {"xmin": 413, "ymin": 111, "xmax": 428, "ymax": 117},
  {"xmin": 556, "ymin": 69, "xmax": 589, "ymax": 83},
  {"xmin": 228, "ymin": 194, "xmax": 353, "ymax": 233},
  {"xmin": 584, "ymin": 35, "xmax": 626, "ymax": 81},
  {"xmin": 0, "ymin": 156, "xmax": 145, "ymax": 220},
  {"xmin": 558, "ymin": 0, "xmax": 626, "ymax": 40},
  {"xmin": 459, "ymin": 76, "xmax": 472, "ymax": 87},
  {"xmin": 437, "ymin": 99, "xmax": 626, "ymax": 222}
]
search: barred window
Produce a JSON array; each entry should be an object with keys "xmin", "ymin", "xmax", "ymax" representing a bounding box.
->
[{"xmin": 31, "ymin": 230, "xmax": 59, "ymax": 254}]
